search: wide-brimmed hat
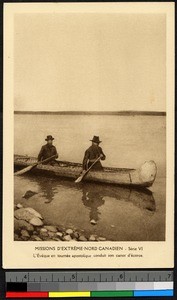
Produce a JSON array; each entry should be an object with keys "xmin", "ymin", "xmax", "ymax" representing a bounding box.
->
[
  {"xmin": 90, "ymin": 136, "xmax": 102, "ymax": 144},
  {"xmin": 45, "ymin": 135, "xmax": 54, "ymax": 141}
]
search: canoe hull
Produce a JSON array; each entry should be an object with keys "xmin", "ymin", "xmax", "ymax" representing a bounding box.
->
[{"xmin": 14, "ymin": 155, "xmax": 157, "ymax": 188}]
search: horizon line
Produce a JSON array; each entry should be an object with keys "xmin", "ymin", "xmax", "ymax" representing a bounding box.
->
[{"xmin": 14, "ymin": 110, "xmax": 166, "ymax": 116}]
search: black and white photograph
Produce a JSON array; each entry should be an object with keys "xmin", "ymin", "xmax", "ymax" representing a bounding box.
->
[{"xmin": 3, "ymin": 3, "xmax": 174, "ymax": 269}]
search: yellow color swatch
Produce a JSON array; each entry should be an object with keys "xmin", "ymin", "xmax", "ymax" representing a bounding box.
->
[{"xmin": 49, "ymin": 291, "xmax": 91, "ymax": 298}]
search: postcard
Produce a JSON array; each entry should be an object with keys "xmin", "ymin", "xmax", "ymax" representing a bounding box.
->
[{"xmin": 3, "ymin": 2, "xmax": 174, "ymax": 269}]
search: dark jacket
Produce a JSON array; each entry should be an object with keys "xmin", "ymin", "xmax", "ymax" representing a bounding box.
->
[
  {"xmin": 83, "ymin": 144, "xmax": 106, "ymax": 170},
  {"xmin": 38, "ymin": 144, "xmax": 58, "ymax": 164}
]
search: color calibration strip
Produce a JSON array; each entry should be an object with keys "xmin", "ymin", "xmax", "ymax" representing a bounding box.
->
[
  {"xmin": 6, "ymin": 282, "xmax": 174, "ymax": 298},
  {"xmin": 6, "ymin": 290, "xmax": 174, "ymax": 298},
  {"xmin": 5, "ymin": 271, "xmax": 174, "ymax": 297}
]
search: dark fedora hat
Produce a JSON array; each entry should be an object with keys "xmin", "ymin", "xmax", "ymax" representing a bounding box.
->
[
  {"xmin": 90, "ymin": 136, "xmax": 102, "ymax": 144},
  {"xmin": 45, "ymin": 135, "xmax": 54, "ymax": 141}
]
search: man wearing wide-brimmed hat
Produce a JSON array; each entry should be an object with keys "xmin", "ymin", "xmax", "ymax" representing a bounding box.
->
[
  {"xmin": 38, "ymin": 135, "xmax": 58, "ymax": 165},
  {"xmin": 82, "ymin": 136, "xmax": 106, "ymax": 171}
]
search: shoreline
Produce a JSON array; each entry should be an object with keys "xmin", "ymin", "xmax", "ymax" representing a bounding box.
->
[
  {"xmin": 14, "ymin": 203, "xmax": 107, "ymax": 242},
  {"xmin": 14, "ymin": 111, "xmax": 166, "ymax": 116}
]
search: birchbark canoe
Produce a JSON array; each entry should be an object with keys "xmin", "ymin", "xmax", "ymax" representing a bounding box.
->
[{"xmin": 14, "ymin": 155, "xmax": 157, "ymax": 188}]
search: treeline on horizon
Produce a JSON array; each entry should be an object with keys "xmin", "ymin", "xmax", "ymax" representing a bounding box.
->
[{"xmin": 14, "ymin": 111, "xmax": 166, "ymax": 116}]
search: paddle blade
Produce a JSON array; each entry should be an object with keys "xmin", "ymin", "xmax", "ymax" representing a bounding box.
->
[
  {"xmin": 75, "ymin": 175, "xmax": 84, "ymax": 183},
  {"xmin": 14, "ymin": 165, "xmax": 34, "ymax": 176}
]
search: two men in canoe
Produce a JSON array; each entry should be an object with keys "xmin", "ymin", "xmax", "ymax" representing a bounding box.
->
[{"xmin": 38, "ymin": 135, "xmax": 106, "ymax": 170}]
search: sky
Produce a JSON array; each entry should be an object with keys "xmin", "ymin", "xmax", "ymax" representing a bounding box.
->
[{"xmin": 14, "ymin": 13, "xmax": 166, "ymax": 112}]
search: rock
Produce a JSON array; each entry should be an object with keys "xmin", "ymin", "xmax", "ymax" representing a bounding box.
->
[
  {"xmin": 90, "ymin": 219, "xmax": 97, "ymax": 225},
  {"xmin": 41, "ymin": 236, "xmax": 49, "ymax": 241},
  {"xmin": 111, "ymin": 225, "xmax": 115, "ymax": 228},
  {"xmin": 98, "ymin": 237, "xmax": 106, "ymax": 241},
  {"xmin": 63, "ymin": 235, "xmax": 72, "ymax": 241},
  {"xmin": 14, "ymin": 208, "xmax": 34, "ymax": 222},
  {"xmin": 16, "ymin": 203, "xmax": 23, "ymax": 209},
  {"xmin": 57, "ymin": 225, "xmax": 64, "ymax": 232},
  {"xmin": 44, "ymin": 226, "xmax": 57, "ymax": 232},
  {"xmin": 66, "ymin": 229, "xmax": 73, "ymax": 235},
  {"xmin": 48, "ymin": 232, "xmax": 56, "ymax": 238},
  {"xmin": 73, "ymin": 232, "xmax": 79, "ymax": 239},
  {"xmin": 40, "ymin": 228, "xmax": 48, "ymax": 233},
  {"xmin": 22, "ymin": 190, "xmax": 38, "ymax": 199},
  {"xmin": 14, "ymin": 234, "xmax": 19, "ymax": 240},
  {"xmin": 56, "ymin": 232, "xmax": 63, "ymax": 237},
  {"xmin": 53, "ymin": 238, "xmax": 62, "ymax": 241},
  {"xmin": 21, "ymin": 229, "xmax": 30, "ymax": 238},
  {"xmin": 25, "ymin": 207, "xmax": 43, "ymax": 219},
  {"xmin": 21, "ymin": 236, "xmax": 28, "ymax": 241},
  {"xmin": 29, "ymin": 217, "xmax": 43, "ymax": 226},
  {"xmin": 79, "ymin": 235, "xmax": 87, "ymax": 241},
  {"xmin": 15, "ymin": 207, "xmax": 43, "ymax": 226},
  {"xmin": 14, "ymin": 218, "xmax": 20, "ymax": 232},
  {"xmin": 89, "ymin": 235, "xmax": 96, "ymax": 241},
  {"xmin": 14, "ymin": 218, "xmax": 34, "ymax": 232},
  {"xmin": 14, "ymin": 236, "xmax": 21, "ymax": 241},
  {"xmin": 30, "ymin": 235, "xmax": 42, "ymax": 241},
  {"xmin": 40, "ymin": 231, "xmax": 48, "ymax": 237}
]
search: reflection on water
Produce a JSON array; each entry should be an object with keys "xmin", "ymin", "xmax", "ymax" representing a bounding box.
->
[
  {"xmin": 14, "ymin": 173, "xmax": 164, "ymax": 241},
  {"xmin": 36, "ymin": 177, "xmax": 58, "ymax": 204},
  {"xmin": 21, "ymin": 173, "xmax": 156, "ymax": 214},
  {"xmin": 81, "ymin": 186, "xmax": 105, "ymax": 223},
  {"xmin": 81, "ymin": 184, "xmax": 155, "ymax": 224}
]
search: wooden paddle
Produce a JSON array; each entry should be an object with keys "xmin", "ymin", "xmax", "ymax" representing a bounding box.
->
[
  {"xmin": 14, "ymin": 155, "xmax": 57, "ymax": 176},
  {"xmin": 75, "ymin": 156, "xmax": 101, "ymax": 183}
]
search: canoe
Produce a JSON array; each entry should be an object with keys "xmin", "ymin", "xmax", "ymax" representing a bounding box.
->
[{"xmin": 14, "ymin": 155, "xmax": 157, "ymax": 188}]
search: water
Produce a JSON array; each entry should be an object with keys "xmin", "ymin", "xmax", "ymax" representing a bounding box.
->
[{"xmin": 14, "ymin": 114, "xmax": 166, "ymax": 241}]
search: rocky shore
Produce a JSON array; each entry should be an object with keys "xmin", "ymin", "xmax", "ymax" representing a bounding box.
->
[{"xmin": 14, "ymin": 204, "xmax": 106, "ymax": 242}]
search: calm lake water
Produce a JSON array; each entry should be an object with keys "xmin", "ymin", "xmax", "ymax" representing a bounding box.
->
[{"xmin": 14, "ymin": 114, "xmax": 166, "ymax": 241}]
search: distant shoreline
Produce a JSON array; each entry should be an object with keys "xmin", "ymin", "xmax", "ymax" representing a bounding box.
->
[{"xmin": 14, "ymin": 111, "xmax": 166, "ymax": 116}]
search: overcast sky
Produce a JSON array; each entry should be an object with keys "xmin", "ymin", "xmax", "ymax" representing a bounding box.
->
[{"xmin": 14, "ymin": 13, "xmax": 166, "ymax": 112}]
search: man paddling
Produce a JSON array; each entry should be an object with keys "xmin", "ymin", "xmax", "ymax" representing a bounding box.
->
[
  {"xmin": 82, "ymin": 136, "xmax": 106, "ymax": 171},
  {"xmin": 38, "ymin": 135, "xmax": 58, "ymax": 165}
]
